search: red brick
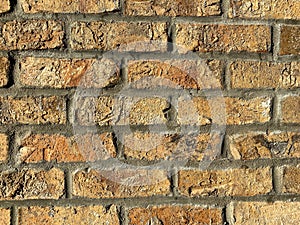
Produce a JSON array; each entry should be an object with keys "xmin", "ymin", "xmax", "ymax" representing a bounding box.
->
[
  {"xmin": 128, "ymin": 205, "xmax": 223, "ymax": 225},
  {"xmin": 18, "ymin": 133, "xmax": 116, "ymax": 163},
  {"xmin": 0, "ymin": 20, "xmax": 64, "ymax": 50},
  {"xmin": 71, "ymin": 21, "xmax": 167, "ymax": 51},
  {"xmin": 0, "ymin": 57, "xmax": 9, "ymax": 87},
  {"xmin": 19, "ymin": 57, "xmax": 120, "ymax": 88},
  {"xmin": 18, "ymin": 205, "xmax": 119, "ymax": 225},
  {"xmin": 178, "ymin": 167, "xmax": 272, "ymax": 197},
  {"xmin": 280, "ymin": 26, "xmax": 300, "ymax": 55},
  {"xmin": 73, "ymin": 169, "xmax": 170, "ymax": 198},
  {"xmin": 176, "ymin": 24, "xmax": 271, "ymax": 53},
  {"xmin": 124, "ymin": 0, "xmax": 221, "ymax": 16}
]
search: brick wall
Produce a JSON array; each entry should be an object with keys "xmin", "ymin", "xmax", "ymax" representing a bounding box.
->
[{"xmin": 0, "ymin": 0, "xmax": 300, "ymax": 224}]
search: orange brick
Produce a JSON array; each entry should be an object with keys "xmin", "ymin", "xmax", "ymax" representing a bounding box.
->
[
  {"xmin": 0, "ymin": 57, "xmax": 9, "ymax": 87},
  {"xmin": 124, "ymin": 0, "xmax": 221, "ymax": 16},
  {"xmin": 0, "ymin": 20, "xmax": 64, "ymax": 50},
  {"xmin": 73, "ymin": 169, "xmax": 170, "ymax": 198},
  {"xmin": 18, "ymin": 205, "xmax": 119, "ymax": 225},
  {"xmin": 280, "ymin": 26, "xmax": 300, "ymax": 55},
  {"xmin": 128, "ymin": 205, "xmax": 223, "ymax": 225},
  {"xmin": 176, "ymin": 24, "xmax": 271, "ymax": 53},
  {"xmin": 178, "ymin": 167, "xmax": 272, "ymax": 197}
]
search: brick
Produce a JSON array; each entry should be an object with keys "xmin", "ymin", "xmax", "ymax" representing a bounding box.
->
[
  {"xmin": 229, "ymin": 201, "xmax": 300, "ymax": 225},
  {"xmin": 19, "ymin": 57, "xmax": 120, "ymax": 88},
  {"xmin": 124, "ymin": 0, "xmax": 221, "ymax": 16},
  {"xmin": 0, "ymin": 57, "xmax": 9, "ymax": 87},
  {"xmin": 178, "ymin": 96, "xmax": 271, "ymax": 125},
  {"xmin": 124, "ymin": 132, "xmax": 222, "ymax": 161},
  {"xmin": 282, "ymin": 166, "xmax": 300, "ymax": 194},
  {"xmin": 229, "ymin": 0, "xmax": 300, "ymax": 19},
  {"xmin": 0, "ymin": 134, "xmax": 8, "ymax": 162},
  {"xmin": 0, "ymin": 0, "xmax": 10, "ymax": 13},
  {"xmin": 73, "ymin": 169, "xmax": 170, "ymax": 198},
  {"xmin": 21, "ymin": 0, "xmax": 119, "ymax": 13},
  {"xmin": 74, "ymin": 96, "xmax": 169, "ymax": 126},
  {"xmin": 280, "ymin": 26, "xmax": 300, "ymax": 55},
  {"xmin": 281, "ymin": 96, "xmax": 300, "ymax": 123},
  {"xmin": 0, "ymin": 168, "xmax": 64, "ymax": 200},
  {"xmin": 230, "ymin": 61, "xmax": 300, "ymax": 89},
  {"xmin": 18, "ymin": 205, "xmax": 119, "ymax": 225},
  {"xmin": 128, "ymin": 205, "xmax": 223, "ymax": 225},
  {"xmin": 229, "ymin": 131, "xmax": 300, "ymax": 160},
  {"xmin": 0, "ymin": 20, "xmax": 64, "ymax": 50},
  {"xmin": 0, "ymin": 96, "xmax": 66, "ymax": 124},
  {"xmin": 178, "ymin": 167, "xmax": 272, "ymax": 197},
  {"xmin": 0, "ymin": 208, "xmax": 10, "ymax": 225},
  {"xmin": 128, "ymin": 59, "xmax": 223, "ymax": 89},
  {"xmin": 176, "ymin": 24, "xmax": 271, "ymax": 53},
  {"xmin": 71, "ymin": 21, "xmax": 167, "ymax": 51},
  {"xmin": 18, "ymin": 133, "xmax": 116, "ymax": 163}
]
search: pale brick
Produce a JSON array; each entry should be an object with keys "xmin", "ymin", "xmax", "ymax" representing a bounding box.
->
[
  {"xmin": 0, "ymin": 57, "xmax": 9, "ymax": 87},
  {"xmin": 281, "ymin": 96, "xmax": 300, "ymax": 123},
  {"xmin": 0, "ymin": 208, "xmax": 10, "ymax": 225},
  {"xmin": 0, "ymin": 134, "xmax": 8, "ymax": 162},
  {"xmin": 282, "ymin": 166, "xmax": 300, "ymax": 194},
  {"xmin": 0, "ymin": 0, "xmax": 10, "ymax": 13}
]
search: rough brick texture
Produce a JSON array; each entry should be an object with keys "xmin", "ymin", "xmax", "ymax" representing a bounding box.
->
[
  {"xmin": 176, "ymin": 24, "xmax": 271, "ymax": 53},
  {"xmin": 280, "ymin": 26, "xmax": 300, "ymax": 55},
  {"xmin": 0, "ymin": 208, "xmax": 10, "ymax": 225},
  {"xmin": 73, "ymin": 169, "xmax": 170, "ymax": 198},
  {"xmin": 124, "ymin": 0, "xmax": 221, "ymax": 16},
  {"xmin": 0, "ymin": 0, "xmax": 10, "ymax": 13},
  {"xmin": 0, "ymin": 134, "xmax": 8, "ymax": 162},
  {"xmin": 229, "ymin": 131, "xmax": 300, "ymax": 160},
  {"xmin": 0, "ymin": 96, "xmax": 66, "ymax": 124},
  {"xmin": 21, "ymin": 0, "xmax": 119, "ymax": 13},
  {"xmin": 71, "ymin": 21, "xmax": 168, "ymax": 51},
  {"xmin": 0, "ymin": 57, "xmax": 9, "ymax": 87},
  {"xmin": 19, "ymin": 57, "xmax": 120, "ymax": 88},
  {"xmin": 229, "ymin": 201, "xmax": 300, "ymax": 225},
  {"xmin": 229, "ymin": 0, "xmax": 300, "ymax": 19},
  {"xmin": 282, "ymin": 166, "xmax": 300, "ymax": 194},
  {"xmin": 178, "ymin": 96, "xmax": 271, "ymax": 125},
  {"xmin": 18, "ymin": 133, "xmax": 116, "ymax": 163},
  {"xmin": 124, "ymin": 132, "xmax": 222, "ymax": 161},
  {"xmin": 18, "ymin": 205, "xmax": 119, "ymax": 225},
  {"xmin": 0, "ymin": 20, "xmax": 64, "ymax": 50},
  {"xmin": 0, "ymin": 168, "xmax": 64, "ymax": 200},
  {"xmin": 178, "ymin": 167, "xmax": 272, "ymax": 197},
  {"xmin": 128, "ymin": 205, "xmax": 223, "ymax": 225},
  {"xmin": 128, "ymin": 59, "xmax": 223, "ymax": 89},
  {"xmin": 281, "ymin": 96, "xmax": 300, "ymax": 123},
  {"xmin": 230, "ymin": 61, "xmax": 300, "ymax": 89}
]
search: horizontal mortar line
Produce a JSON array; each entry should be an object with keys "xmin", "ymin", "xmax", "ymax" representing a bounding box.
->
[
  {"xmin": 1, "ymin": 195, "xmax": 300, "ymax": 208},
  {"xmin": 0, "ymin": 87, "xmax": 72, "ymax": 96}
]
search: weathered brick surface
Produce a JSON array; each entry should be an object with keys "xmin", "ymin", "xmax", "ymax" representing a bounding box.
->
[
  {"xmin": 178, "ymin": 96, "xmax": 271, "ymax": 125},
  {"xmin": 0, "ymin": 96, "xmax": 66, "ymax": 124},
  {"xmin": 229, "ymin": 201, "xmax": 300, "ymax": 225},
  {"xmin": 124, "ymin": 132, "xmax": 222, "ymax": 161},
  {"xmin": 124, "ymin": 0, "xmax": 221, "ymax": 17},
  {"xmin": 282, "ymin": 166, "xmax": 300, "ymax": 194},
  {"xmin": 0, "ymin": 20, "xmax": 64, "ymax": 50},
  {"xmin": 0, "ymin": 57, "xmax": 9, "ymax": 87},
  {"xmin": 0, "ymin": 168, "xmax": 64, "ymax": 200},
  {"xmin": 0, "ymin": 0, "xmax": 10, "ymax": 13},
  {"xmin": 71, "ymin": 21, "xmax": 168, "ymax": 51},
  {"xmin": 176, "ymin": 24, "xmax": 271, "ymax": 53},
  {"xmin": 230, "ymin": 61, "xmax": 300, "ymax": 89},
  {"xmin": 0, "ymin": 134, "xmax": 8, "ymax": 162},
  {"xmin": 21, "ymin": 0, "xmax": 119, "ymax": 13},
  {"xmin": 18, "ymin": 133, "xmax": 116, "ymax": 163},
  {"xmin": 281, "ymin": 96, "xmax": 300, "ymax": 123},
  {"xmin": 280, "ymin": 26, "xmax": 300, "ymax": 55},
  {"xmin": 229, "ymin": 131, "xmax": 300, "ymax": 160},
  {"xmin": 128, "ymin": 205, "xmax": 223, "ymax": 225},
  {"xmin": 178, "ymin": 167, "xmax": 272, "ymax": 197},
  {"xmin": 128, "ymin": 59, "xmax": 223, "ymax": 89},
  {"xmin": 19, "ymin": 57, "xmax": 120, "ymax": 88},
  {"xmin": 73, "ymin": 169, "xmax": 170, "ymax": 198},
  {"xmin": 0, "ymin": 208, "xmax": 10, "ymax": 225},
  {"xmin": 18, "ymin": 205, "xmax": 119, "ymax": 225},
  {"xmin": 74, "ymin": 96, "xmax": 169, "ymax": 126},
  {"xmin": 229, "ymin": 0, "xmax": 300, "ymax": 19}
]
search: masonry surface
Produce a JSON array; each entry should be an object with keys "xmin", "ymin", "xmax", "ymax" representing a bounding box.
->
[{"xmin": 0, "ymin": 0, "xmax": 300, "ymax": 224}]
